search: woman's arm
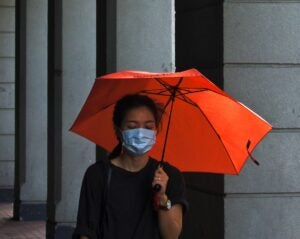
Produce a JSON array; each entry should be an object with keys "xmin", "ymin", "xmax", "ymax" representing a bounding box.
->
[
  {"xmin": 157, "ymin": 194, "xmax": 183, "ymax": 239},
  {"xmin": 153, "ymin": 167, "xmax": 184, "ymax": 239}
]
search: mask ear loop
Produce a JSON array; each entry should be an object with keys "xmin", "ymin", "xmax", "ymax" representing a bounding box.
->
[
  {"xmin": 108, "ymin": 127, "xmax": 124, "ymax": 159},
  {"xmin": 117, "ymin": 128, "xmax": 125, "ymax": 155}
]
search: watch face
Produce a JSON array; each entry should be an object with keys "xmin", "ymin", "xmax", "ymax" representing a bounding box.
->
[
  {"xmin": 158, "ymin": 199, "xmax": 172, "ymax": 210},
  {"xmin": 166, "ymin": 199, "xmax": 171, "ymax": 210}
]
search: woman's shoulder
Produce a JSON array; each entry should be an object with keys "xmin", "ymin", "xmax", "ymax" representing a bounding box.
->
[{"xmin": 84, "ymin": 159, "xmax": 110, "ymax": 179}]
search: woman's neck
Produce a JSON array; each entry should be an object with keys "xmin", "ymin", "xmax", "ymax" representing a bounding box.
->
[{"xmin": 112, "ymin": 153, "xmax": 149, "ymax": 172}]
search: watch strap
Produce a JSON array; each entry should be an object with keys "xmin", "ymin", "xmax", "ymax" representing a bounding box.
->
[{"xmin": 158, "ymin": 199, "xmax": 171, "ymax": 210}]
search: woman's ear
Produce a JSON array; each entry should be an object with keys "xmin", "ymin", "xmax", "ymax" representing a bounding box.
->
[{"xmin": 114, "ymin": 126, "xmax": 122, "ymax": 141}]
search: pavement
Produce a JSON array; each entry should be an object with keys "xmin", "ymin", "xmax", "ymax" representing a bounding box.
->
[{"xmin": 0, "ymin": 203, "xmax": 45, "ymax": 238}]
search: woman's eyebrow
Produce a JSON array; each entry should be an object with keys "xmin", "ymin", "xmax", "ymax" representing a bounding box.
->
[
  {"xmin": 125, "ymin": 120, "xmax": 139, "ymax": 123},
  {"xmin": 126, "ymin": 120, "xmax": 155, "ymax": 123}
]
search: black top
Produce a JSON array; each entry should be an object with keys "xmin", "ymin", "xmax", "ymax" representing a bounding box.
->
[{"xmin": 73, "ymin": 158, "xmax": 188, "ymax": 239}]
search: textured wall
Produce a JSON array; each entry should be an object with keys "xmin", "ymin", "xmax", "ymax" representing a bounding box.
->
[
  {"xmin": 113, "ymin": 0, "xmax": 175, "ymax": 72},
  {"xmin": 224, "ymin": 1, "xmax": 300, "ymax": 239},
  {"xmin": 53, "ymin": 0, "xmax": 97, "ymax": 223},
  {"xmin": 20, "ymin": 0, "xmax": 47, "ymax": 202},
  {"xmin": 0, "ymin": 0, "xmax": 15, "ymax": 191}
]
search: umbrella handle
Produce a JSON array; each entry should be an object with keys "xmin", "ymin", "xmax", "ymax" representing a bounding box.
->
[
  {"xmin": 153, "ymin": 161, "xmax": 165, "ymax": 192},
  {"xmin": 153, "ymin": 184, "xmax": 161, "ymax": 192}
]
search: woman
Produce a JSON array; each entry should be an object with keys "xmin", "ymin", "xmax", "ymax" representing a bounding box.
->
[{"xmin": 73, "ymin": 94, "xmax": 188, "ymax": 239}]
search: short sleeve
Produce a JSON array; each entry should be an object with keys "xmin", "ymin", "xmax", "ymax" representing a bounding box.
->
[{"xmin": 165, "ymin": 164, "xmax": 189, "ymax": 214}]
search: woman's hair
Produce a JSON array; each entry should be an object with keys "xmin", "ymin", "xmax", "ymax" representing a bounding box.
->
[{"xmin": 109, "ymin": 93, "xmax": 163, "ymax": 159}]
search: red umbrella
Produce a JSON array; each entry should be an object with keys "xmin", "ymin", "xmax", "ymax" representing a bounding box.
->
[{"xmin": 70, "ymin": 69, "xmax": 272, "ymax": 174}]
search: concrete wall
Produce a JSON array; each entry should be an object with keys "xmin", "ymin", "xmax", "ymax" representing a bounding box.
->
[
  {"xmin": 108, "ymin": 0, "xmax": 175, "ymax": 72},
  {"xmin": 47, "ymin": 0, "xmax": 97, "ymax": 237},
  {"xmin": 56, "ymin": 0, "xmax": 97, "ymax": 222},
  {"xmin": 13, "ymin": 0, "xmax": 48, "ymax": 220},
  {"xmin": 0, "ymin": 0, "xmax": 15, "ymax": 201},
  {"xmin": 224, "ymin": 1, "xmax": 300, "ymax": 238}
]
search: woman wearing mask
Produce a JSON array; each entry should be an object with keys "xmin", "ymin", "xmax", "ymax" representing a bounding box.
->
[{"xmin": 73, "ymin": 94, "xmax": 188, "ymax": 239}]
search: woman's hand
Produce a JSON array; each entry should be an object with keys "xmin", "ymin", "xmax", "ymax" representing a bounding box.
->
[
  {"xmin": 152, "ymin": 166, "xmax": 183, "ymax": 239},
  {"xmin": 152, "ymin": 166, "xmax": 169, "ymax": 195}
]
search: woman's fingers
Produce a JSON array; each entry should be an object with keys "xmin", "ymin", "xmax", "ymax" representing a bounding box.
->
[{"xmin": 152, "ymin": 166, "xmax": 169, "ymax": 194}]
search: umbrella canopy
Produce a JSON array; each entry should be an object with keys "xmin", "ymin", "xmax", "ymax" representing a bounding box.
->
[{"xmin": 70, "ymin": 69, "xmax": 272, "ymax": 174}]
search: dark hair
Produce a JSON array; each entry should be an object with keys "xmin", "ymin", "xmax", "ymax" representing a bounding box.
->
[{"xmin": 109, "ymin": 94, "xmax": 163, "ymax": 159}]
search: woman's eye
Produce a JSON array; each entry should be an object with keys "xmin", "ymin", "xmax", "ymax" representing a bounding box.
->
[
  {"xmin": 145, "ymin": 125, "xmax": 155, "ymax": 130},
  {"xmin": 125, "ymin": 123, "xmax": 138, "ymax": 129},
  {"xmin": 127, "ymin": 126, "xmax": 137, "ymax": 129}
]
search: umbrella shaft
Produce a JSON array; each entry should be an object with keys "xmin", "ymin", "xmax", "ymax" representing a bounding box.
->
[{"xmin": 161, "ymin": 96, "xmax": 175, "ymax": 164}]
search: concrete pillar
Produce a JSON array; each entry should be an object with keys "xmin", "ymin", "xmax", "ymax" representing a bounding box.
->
[
  {"xmin": 0, "ymin": 0, "xmax": 15, "ymax": 202},
  {"xmin": 47, "ymin": 0, "xmax": 96, "ymax": 237},
  {"xmin": 107, "ymin": 0, "xmax": 175, "ymax": 72},
  {"xmin": 14, "ymin": 0, "xmax": 47, "ymax": 220},
  {"xmin": 175, "ymin": 1, "xmax": 224, "ymax": 238},
  {"xmin": 224, "ymin": 1, "xmax": 300, "ymax": 239}
]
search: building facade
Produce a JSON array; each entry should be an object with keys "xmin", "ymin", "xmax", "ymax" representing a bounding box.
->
[{"xmin": 0, "ymin": 0, "xmax": 299, "ymax": 238}]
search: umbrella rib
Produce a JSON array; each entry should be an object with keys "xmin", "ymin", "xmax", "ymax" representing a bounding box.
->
[
  {"xmin": 173, "ymin": 89, "xmax": 239, "ymax": 173},
  {"xmin": 98, "ymin": 87, "xmax": 174, "ymax": 111},
  {"xmin": 141, "ymin": 79, "xmax": 238, "ymax": 172},
  {"xmin": 193, "ymin": 103, "xmax": 239, "ymax": 173},
  {"xmin": 186, "ymin": 101, "xmax": 238, "ymax": 173},
  {"xmin": 143, "ymin": 83, "xmax": 236, "ymax": 172},
  {"xmin": 174, "ymin": 94, "xmax": 199, "ymax": 108},
  {"xmin": 156, "ymin": 77, "xmax": 184, "ymax": 163},
  {"xmin": 151, "ymin": 79, "xmax": 218, "ymax": 125},
  {"xmin": 170, "ymin": 88, "xmax": 207, "ymax": 109},
  {"xmin": 154, "ymin": 78, "xmax": 173, "ymax": 90},
  {"xmin": 140, "ymin": 89, "xmax": 172, "ymax": 96},
  {"xmin": 98, "ymin": 101, "xmax": 118, "ymax": 111}
]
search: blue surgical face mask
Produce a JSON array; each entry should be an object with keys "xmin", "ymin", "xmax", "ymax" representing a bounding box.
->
[{"xmin": 122, "ymin": 128, "xmax": 156, "ymax": 156}]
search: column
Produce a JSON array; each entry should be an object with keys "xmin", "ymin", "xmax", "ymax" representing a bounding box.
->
[
  {"xmin": 47, "ymin": 0, "xmax": 96, "ymax": 237},
  {"xmin": 175, "ymin": 1, "xmax": 224, "ymax": 238},
  {"xmin": 107, "ymin": 0, "xmax": 175, "ymax": 72},
  {"xmin": 14, "ymin": 0, "xmax": 48, "ymax": 220},
  {"xmin": 0, "ymin": 0, "xmax": 15, "ymax": 202},
  {"xmin": 224, "ymin": 1, "xmax": 300, "ymax": 239}
]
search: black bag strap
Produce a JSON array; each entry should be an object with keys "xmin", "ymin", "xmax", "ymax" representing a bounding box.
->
[{"xmin": 99, "ymin": 159, "xmax": 112, "ymax": 238}]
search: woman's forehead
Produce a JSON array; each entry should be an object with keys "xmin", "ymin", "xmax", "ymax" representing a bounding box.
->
[{"xmin": 123, "ymin": 106, "xmax": 155, "ymax": 122}]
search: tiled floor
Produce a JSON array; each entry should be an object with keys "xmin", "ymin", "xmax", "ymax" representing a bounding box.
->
[{"xmin": 0, "ymin": 203, "xmax": 45, "ymax": 239}]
